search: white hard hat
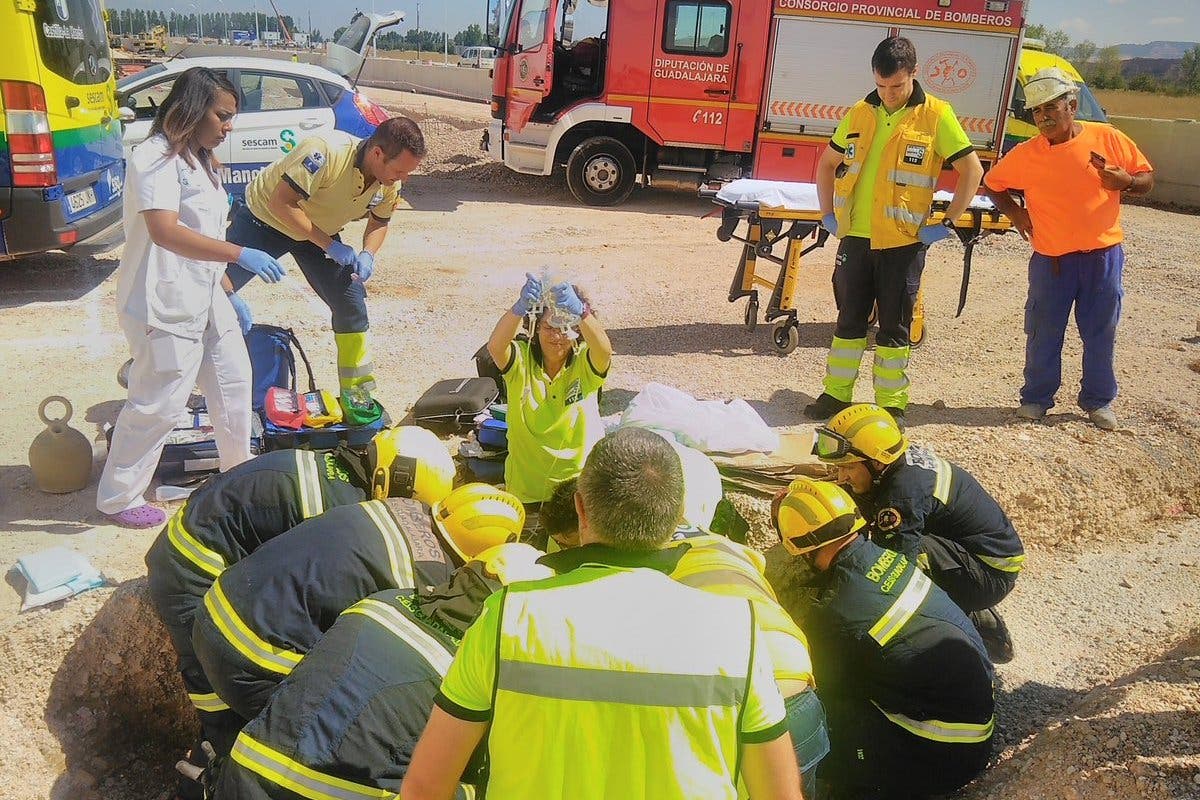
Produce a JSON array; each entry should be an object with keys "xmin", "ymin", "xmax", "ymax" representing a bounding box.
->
[{"xmin": 1024, "ymin": 66, "xmax": 1076, "ymax": 109}]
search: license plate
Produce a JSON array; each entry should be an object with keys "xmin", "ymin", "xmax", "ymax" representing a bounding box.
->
[{"xmin": 66, "ymin": 186, "xmax": 97, "ymax": 214}]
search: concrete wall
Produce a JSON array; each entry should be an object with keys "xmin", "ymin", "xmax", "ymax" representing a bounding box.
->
[{"xmin": 1110, "ymin": 116, "xmax": 1200, "ymax": 208}]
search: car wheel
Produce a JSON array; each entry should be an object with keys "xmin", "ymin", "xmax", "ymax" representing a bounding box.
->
[{"xmin": 566, "ymin": 136, "xmax": 637, "ymax": 207}]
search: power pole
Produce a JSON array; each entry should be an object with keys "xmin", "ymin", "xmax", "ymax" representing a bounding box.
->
[{"xmin": 416, "ymin": 0, "xmax": 420, "ymax": 60}]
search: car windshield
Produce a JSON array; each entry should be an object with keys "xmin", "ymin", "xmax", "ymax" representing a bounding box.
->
[
  {"xmin": 1075, "ymin": 83, "xmax": 1107, "ymax": 122},
  {"xmin": 35, "ymin": 0, "xmax": 112, "ymax": 85},
  {"xmin": 117, "ymin": 63, "xmax": 166, "ymax": 90}
]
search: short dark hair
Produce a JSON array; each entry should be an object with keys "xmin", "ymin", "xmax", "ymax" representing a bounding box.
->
[
  {"xmin": 871, "ymin": 36, "xmax": 917, "ymax": 76},
  {"xmin": 541, "ymin": 478, "xmax": 581, "ymax": 539},
  {"xmin": 366, "ymin": 116, "xmax": 427, "ymax": 160},
  {"xmin": 578, "ymin": 428, "xmax": 684, "ymax": 550}
]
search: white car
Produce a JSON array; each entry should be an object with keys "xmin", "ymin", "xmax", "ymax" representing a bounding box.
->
[
  {"xmin": 459, "ymin": 46, "xmax": 497, "ymax": 70},
  {"xmin": 116, "ymin": 11, "xmax": 403, "ymax": 197}
]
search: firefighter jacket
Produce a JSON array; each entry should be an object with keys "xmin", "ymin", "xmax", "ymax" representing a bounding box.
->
[
  {"xmin": 853, "ymin": 445, "xmax": 1026, "ymax": 576},
  {"xmin": 669, "ymin": 530, "xmax": 815, "ymax": 687},
  {"xmin": 832, "ymin": 82, "xmax": 952, "ymax": 249},
  {"xmin": 797, "ymin": 536, "xmax": 995, "ymax": 746},
  {"xmin": 192, "ymin": 498, "xmax": 456, "ymax": 719},
  {"xmin": 212, "ymin": 589, "xmax": 481, "ymax": 800}
]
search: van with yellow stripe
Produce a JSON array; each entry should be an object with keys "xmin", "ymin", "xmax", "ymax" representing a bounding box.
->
[
  {"xmin": 0, "ymin": 0, "xmax": 125, "ymax": 259},
  {"xmin": 1004, "ymin": 42, "xmax": 1107, "ymax": 152}
]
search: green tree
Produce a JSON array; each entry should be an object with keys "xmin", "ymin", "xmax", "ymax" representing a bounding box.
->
[
  {"xmin": 1127, "ymin": 73, "xmax": 1160, "ymax": 93},
  {"xmin": 1025, "ymin": 24, "xmax": 1071, "ymax": 56},
  {"xmin": 453, "ymin": 24, "xmax": 485, "ymax": 48},
  {"xmin": 1178, "ymin": 45, "xmax": 1200, "ymax": 94},
  {"xmin": 1092, "ymin": 45, "xmax": 1125, "ymax": 89},
  {"xmin": 1071, "ymin": 40, "xmax": 1097, "ymax": 72}
]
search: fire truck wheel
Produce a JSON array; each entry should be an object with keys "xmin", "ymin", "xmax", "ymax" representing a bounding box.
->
[{"xmin": 566, "ymin": 137, "xmax": 637, "ymax": 206}]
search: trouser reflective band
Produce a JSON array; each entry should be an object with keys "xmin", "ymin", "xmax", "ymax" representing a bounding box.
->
[
  {"xmin": 868, "ymin": 568, "xmax": 932, "ymax": 646},
  {"xmin": 872, "ymin": 702, "xmax": 995, "ymax": 743},
  {"xmin": 295, "ymin": 450, "xmax": 325, "ymax": 520},
  {"xmin": 230, "ymin": 732, "xmax": 395, "ymax": 800},
  {"xmin": 822, "ymin": 336, "xmax": 867, "ymax": 402},
  {"xmin": 977, "ymin": 553, "xmax": 1026, "ymax": 573},
  {"xmin": 873, "ymin": 345, "xmax": 911, "ymax": 409},
  {"xmin": 167, "ymin": 504, "xmax": 226, "ymax": 578},
  {"xmin": 189, "ymin": 691, "xmax": 231, "ymax": 712},
  {"xmin": 335, "ymin": 332, "xmax": 376, "ymax": 392},
  {"xmin": 204, "ymin": 580, "xmax": 304, "ymax": 675}
]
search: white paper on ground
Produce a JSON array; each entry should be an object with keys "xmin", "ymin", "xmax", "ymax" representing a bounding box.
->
[{"xmin": 619, "ymin": 383, "xmax": 780, "ymax": 455}]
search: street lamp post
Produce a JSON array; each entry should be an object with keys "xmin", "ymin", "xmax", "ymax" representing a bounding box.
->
[{"xmin": 168, "ymin": 7, "xmax": 175, "ymax": 38}]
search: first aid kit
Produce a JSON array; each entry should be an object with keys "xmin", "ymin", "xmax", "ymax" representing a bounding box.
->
[
  {"xmin": 265, "ymin": 386, "xmax": 308, "ymax": 430},
  {"xmin": 303, "ymin": 389, "xmax": 343, "ymax": 428}
]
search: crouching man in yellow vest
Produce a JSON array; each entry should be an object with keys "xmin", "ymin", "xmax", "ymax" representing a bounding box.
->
[{"xmin": 807, "ymin": 36, "xmax": 983, "ymax": 427}]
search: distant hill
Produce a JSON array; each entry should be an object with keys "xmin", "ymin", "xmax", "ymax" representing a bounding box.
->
[
  {"xmin": 1121, "ymin": 57, "xmax": 1181, "ymax": 80},
  {"xmin": 1117, "ymin": 41, "xmax": 1197, "ymax": 60}
]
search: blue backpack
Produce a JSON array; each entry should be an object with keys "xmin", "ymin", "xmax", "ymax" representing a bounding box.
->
[{"xmin": 244, "ymin": 324, "xmax": 314, "ymax": 411}]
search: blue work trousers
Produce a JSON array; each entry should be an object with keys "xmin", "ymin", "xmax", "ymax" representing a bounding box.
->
[{"xmin": 1022, "ymin": 244, "xmax": 1124, "ymax": 411}]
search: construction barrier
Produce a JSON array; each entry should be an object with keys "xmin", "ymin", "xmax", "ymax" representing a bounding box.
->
[{"xmin": 1110, "ymin": 116, "xmax": 1200, "ymax": 209}]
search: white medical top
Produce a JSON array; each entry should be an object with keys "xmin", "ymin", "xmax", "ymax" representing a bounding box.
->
[{"xmin": 116, "ymin": 134, "xmax": 236, "ymax": 339}]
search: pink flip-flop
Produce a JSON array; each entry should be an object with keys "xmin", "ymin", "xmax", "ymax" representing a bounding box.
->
[{"xmin": 105, "ymin": 504, "xmax": 167, "ymax": 529}]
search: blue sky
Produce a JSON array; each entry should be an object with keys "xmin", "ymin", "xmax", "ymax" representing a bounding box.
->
[{"xmin": 123, "ymin": 0, "xmax": 1198, "ymax": 47}]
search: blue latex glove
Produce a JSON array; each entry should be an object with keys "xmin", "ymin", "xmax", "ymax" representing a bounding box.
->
[
  {"xmin": 353, "ymin": 250, "xmax": 375, "ymax": 283},
  {"xmin": 551, "ymin": 282, "xmax": 585, "ymax": 318},
  {"xmin": 227, "ymin": 292, "xmax": 253, "ymax": 335},
  {"xmin": 511, "ymin": 272, "xmax": 542, "ymax": 316},
  {"xmin": 236, "ymin": 247, "xmax": 286, "ymax": 283},
  {"xmin": 820, "ymin": 212, "xmax": 838, "ymax": 236},
  {"xmin": 918, "ymin": 223, "xmax": 954, "ymax": 246},
  {"xmin": 326, "ymin": 240, "xmax": 357, "ymax": 268}
]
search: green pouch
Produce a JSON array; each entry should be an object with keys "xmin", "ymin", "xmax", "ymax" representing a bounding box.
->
[{"xmin": 339, "ymin": 389, "xmax": 384, "ymax": 427}]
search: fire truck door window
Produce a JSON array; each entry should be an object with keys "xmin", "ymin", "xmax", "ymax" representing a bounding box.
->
[
  {"xmin": 518, "ymin": 0, "xmax": 551, "ymax": 50},
  {"xmin": 663, "ymin": 0, "xmax": 730, "ymax": 57}
]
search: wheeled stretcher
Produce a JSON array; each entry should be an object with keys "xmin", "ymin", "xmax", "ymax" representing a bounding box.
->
[{"xmin": 701, "ymin": 179, "xmax": 1014, "ymax": 354}]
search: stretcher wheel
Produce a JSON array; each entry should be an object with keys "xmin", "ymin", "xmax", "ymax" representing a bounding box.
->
[
  {"xmin": 772, "ymin": 320, "xmax": 799, "ymax": 355},
  {"xmin": 744, "ymin": 297, "xmax": 759, "ymax": 331}
]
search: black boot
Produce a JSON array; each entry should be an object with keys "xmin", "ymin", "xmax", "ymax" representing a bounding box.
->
[
  {"xmin": 804, "ymin": 393, "xmax": 852, "ymax": 421},
  {"xmin": 969, "ymin": 607, "xmax": 1014, "ymax": 664}
]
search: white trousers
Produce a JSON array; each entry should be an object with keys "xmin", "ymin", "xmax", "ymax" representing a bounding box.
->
[{"xmin": 96, "ymin": 314, "xmax": 253, "ymax": 514}]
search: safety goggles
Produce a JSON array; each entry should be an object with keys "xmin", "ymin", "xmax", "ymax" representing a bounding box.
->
[{"xmin": 810, "ymin": 426, "xmax": 867, "ymax": 462}]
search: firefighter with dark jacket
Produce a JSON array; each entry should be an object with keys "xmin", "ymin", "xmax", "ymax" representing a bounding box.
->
[
  {"xmin": 191, "ymin": 484, "xmax": 525, "ymax": 721},
  {"xmin": 145, "ymin": 427, "xmax": 454, "ymax": 776},
  {"xmin": 813, "ymin": 403, "xmax": 1023, "ymax": 663},
  {"xmin": 185, "ymin": 544, "xmax": 553, "ymax": 800},
  {"xmin": 773, "ymin": 478, "xmax": 995, "ymax": 799}
]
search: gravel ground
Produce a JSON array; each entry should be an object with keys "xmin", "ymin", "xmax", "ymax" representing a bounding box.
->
[{"xmin": 1, "ymin": 89, "xmax": 1198, "ymax": 798}]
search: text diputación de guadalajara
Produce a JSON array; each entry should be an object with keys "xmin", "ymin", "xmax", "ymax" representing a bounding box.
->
[
  {"xmin": 653, "ymin": 58, "xmax": 731, "ymax": 84},
  {"xmin": 775, "ymin": 0, "xmax": 1014, "ymax": 28}
]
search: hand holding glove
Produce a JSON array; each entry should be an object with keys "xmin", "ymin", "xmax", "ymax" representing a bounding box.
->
[
  {"xmin": 353, "ymin": 250, "xmax": 375, "ymax": 283},
  {"xmin": 236, "ymin": 247, "xmax": 286, "ymax": 283},
  {"xmin": 325, "ymin": 240, "xmax": 358, "ymax": 268},
  {"xmin": 551, "ymin": 282, "xmax": 585, "ymax": 318},
  {"xmin": 511, "ymin": 272, "xmax": 542, "ymax": 316},
  {"xmin": 820, "ymin": 212, "xmax": 838, "ymax": 236},
  {"xmin": 917, "ymin": 222, "xmax": 954, "ymax": 246},
  {"xmin": 227, "ymin": 292, "xmax": 253, "ymax": 335}
]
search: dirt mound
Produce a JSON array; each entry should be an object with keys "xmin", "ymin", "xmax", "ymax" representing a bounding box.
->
[
  {"xmin": 0, "ymin": 581, "xmax": 192, "ymax": 800},
  {"xmin": 970, "ymin": 631, "xmax": 1200, "ymax": 800}
]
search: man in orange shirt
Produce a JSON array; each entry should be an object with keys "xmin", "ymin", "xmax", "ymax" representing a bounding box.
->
[{"xmin": 984, "ymin": 67, "xmax": 1153, "ymax": 430}]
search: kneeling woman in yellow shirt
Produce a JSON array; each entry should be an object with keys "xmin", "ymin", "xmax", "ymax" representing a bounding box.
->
[{"xmin": 486, "ymin": 274, "xmax": 612, "ymax": 508}]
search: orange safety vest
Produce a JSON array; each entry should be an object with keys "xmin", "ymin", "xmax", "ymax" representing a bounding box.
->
[{"xmin": 833, "ymin": 93, "xmax": 950, "ymax": 249}]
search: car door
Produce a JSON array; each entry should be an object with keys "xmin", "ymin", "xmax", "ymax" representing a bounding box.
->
[
  {"xmin": 119, "ymin": 70, "xmax": 233, "ymax": 161},
  {"xmin": 225, "ymin": 68, "xmax": 335, "ymax": 195}
]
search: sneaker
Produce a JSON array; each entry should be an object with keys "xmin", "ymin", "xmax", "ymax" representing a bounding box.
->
[
  {"xmin": 104, "ymin": 504, "xmax": 167, "ymax": 529},
  {"xmin": 803, "ymin": 393, "xmax": 851, "ymax": 421},
  {"xmin": 1015, "ymin": 402, "xmax": 1046, "ymax": 421},
  {"xmin": 969, "ymin": 607, "xmax": 1015, "ymax": 664},
  {"xmin": 1087, "ymin": 405, "xmax": 1119, "ymax": 431},
  {"xmin": 882, "ymin": 406, "xmax": 906, "ymax": 431}
]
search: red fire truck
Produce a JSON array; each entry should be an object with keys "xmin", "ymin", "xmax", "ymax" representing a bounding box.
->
[{"xmin": 482, "ymin": 0, "xmax": 1026, "ymax": 205}]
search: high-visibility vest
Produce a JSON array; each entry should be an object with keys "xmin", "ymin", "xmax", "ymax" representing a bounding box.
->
[
  {"xmin": 833, "ymin": 95, "xmax": 950, "ymax": 249},
  {"xmin": 671, "ymin": 533, "xmax": 815, "ymax": 686},
  {"xmin": 486, "ymin": 566, "xmax": 768, "ymax": 800}
]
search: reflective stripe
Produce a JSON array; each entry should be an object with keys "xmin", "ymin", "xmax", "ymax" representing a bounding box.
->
[
  {"xmin": 872, "ymin": 373, "xmax": 910, "ymax": 390},
  {"xmin": 189, "ymin": 692, "xmax": 230, "ymax": 712},
  {"xmin": 230, "ymin": 732, "xmax": 395, "ymax": 800},
  {"xmin": 873, "ymin": 702, "xmax": 995, "ymax": 743},
  {"xmin": 829, "ymin": 346, "xmax": 866, "ymax": 361},
  {"xmin": 845, "ymin": 163, "xmax": 861, "ymax": 175},
  {"xmin": 166, "ymin": 506, "xmax": 226, "ymax": 578},
  {"xmin": 498, "ymin": 660, "xmax": 744, "ymax": 708},
  {"xmin": 826, "ymin": 365, "xmax": 860, "ymax": 380},
  {"xmin": 884, "ymin": 206, "xmax": 925, "ymax": 227},
  {"xmin": 977, "ymin": 553, "xmax": 1026, "ymax": 573},
  {"xmin": 832, "ymin": 196, "xmax": 848, "ymax": 208},
  {"xmin": 887, "ymin": 169, "xmax": 936, "ymax": 189},
  {"xmin": 360, "ymin": 501, "xmax": 416, "ymax": 589},
  {"xmin": 868, "ymin": 568, "xmax": 932, "ymax": 646},
  {"xmin": 873, "ymin": 355, "xmax": 909, "ymax": 370},
  {"xmin": 678, "ymin": 568, "xmax": 770, "ymax": 596},
  {"xmin": 295, "ymin": 451, "xmax": 324, "ymax": 520},
  {"xmin": 204, "ymin": 580, "xmax": 303, "ymax": 675},
  {"xmin": 932, "ymin": 457, "xmax": 952, "ymax": 504},
  {"xmin": 338, "ymin": 363, "xmax": 375, "ymax": 379},
  {"xmin": 343, "ymin": 598, "xmax": 454, "ymax": 676}
]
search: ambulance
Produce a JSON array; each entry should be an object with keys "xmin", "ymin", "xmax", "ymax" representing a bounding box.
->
[
  {"xmin": 482, "ymin": 0, "xmax": 1027, "ymax": 205},
  {"xmin": 1006, "ymin": 41, "xmax": 1107, "ymax": 152},
  {"xmin": 0, "ymin": 0, "xmax": 125, "ymax": 259}
]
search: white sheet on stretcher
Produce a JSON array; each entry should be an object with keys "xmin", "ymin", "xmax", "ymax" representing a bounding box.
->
[{"xmin": 715, "ymin": 178, "xmax": 996, "ymax": 211}]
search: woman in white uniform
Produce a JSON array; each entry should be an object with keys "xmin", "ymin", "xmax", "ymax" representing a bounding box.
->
[{"xmin": 98, "ymin": 67, "xmax": 287, "ymax": 528}]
